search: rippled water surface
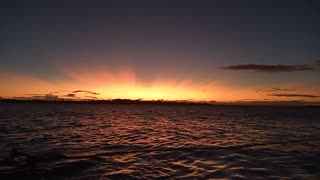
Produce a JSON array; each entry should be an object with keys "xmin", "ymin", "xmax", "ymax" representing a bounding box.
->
[{"xmin": 0, "ymin": 103, "xmax": 319, "ymax": 179}]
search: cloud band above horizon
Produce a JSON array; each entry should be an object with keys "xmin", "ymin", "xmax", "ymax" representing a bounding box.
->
[{"xmin": 221, "ymin": 64, "xmax": 315, "ymax": 73}]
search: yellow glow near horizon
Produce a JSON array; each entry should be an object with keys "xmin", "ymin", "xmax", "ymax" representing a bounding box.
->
[
  {"xmin": 96, "ymin": 85, "xmax": 209, "ymax": 100},
  {"xmin": 60, "ymin": 67, "xmax": 219, "ymax": 101},
  {"xmin": 0, "ymin": 69, "xmax": 216, "ymax": 101},
  {"xmin": 1, "ymin": 68, "xmax": 319, "ymax": 102}
]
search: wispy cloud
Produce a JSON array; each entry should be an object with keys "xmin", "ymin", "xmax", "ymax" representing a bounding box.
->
[
  {"xmin": 63, "ymin": 93, "xmax": 76, "ymax": 98},
  {"xmin": 256, "ymin": 88, "xmax": 295, "ymax": 93},
  {"xmin": 85, "ymin": 96, "xmax": 98, "ymax": 99},
  {"xmin": 221, "ymin": 64, "xmax": 315, "ymax": 72},
  {"xmin": 25, "ymin": 90, "xmax": 100, "ymax": 99},
  {"xmin": 72, "ymin": 90, "xmax": 100, "ymax": 95},
  {"xmin": 270, "ymin": 93, "xmax": 320, "ymax": 98},
  {"xmin": 26, "ymin": 94, "xmax": 60, "ymax": 100}
]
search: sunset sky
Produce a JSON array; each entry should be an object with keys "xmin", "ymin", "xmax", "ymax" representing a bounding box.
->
[{"xmin": 1, "ymin": 1, "xmax": 320, "ymax": 103}]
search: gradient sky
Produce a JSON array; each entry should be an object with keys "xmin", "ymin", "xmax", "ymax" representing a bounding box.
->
[{"xmin": 1, "ymin": 0, "xmax": 320, "ymax": 102}]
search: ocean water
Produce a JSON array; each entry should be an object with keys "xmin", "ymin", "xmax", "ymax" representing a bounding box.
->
[{"xmin": 0, "ymin": 103, "xmax": 319, "ymax": 179}]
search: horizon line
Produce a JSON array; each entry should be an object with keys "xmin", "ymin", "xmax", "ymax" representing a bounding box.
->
[{"xmin": 1, "ymin": 98, "xmax": 320, "ymax": 106}]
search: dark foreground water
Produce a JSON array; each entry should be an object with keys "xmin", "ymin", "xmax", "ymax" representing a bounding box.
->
[{"xmin": 0, "ymin": 103, "xmax": 319, "ymax": 179}]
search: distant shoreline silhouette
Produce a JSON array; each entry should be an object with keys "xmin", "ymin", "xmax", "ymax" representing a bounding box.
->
[
  {"xmin": 0, "ymin": 99, "xmax": 211, "ymax": 106},
  {"xmin": 0, "ymin": 99, "xmax": 319, "ymax": 106}
]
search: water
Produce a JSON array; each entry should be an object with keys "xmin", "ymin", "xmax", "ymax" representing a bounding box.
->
[{"xmin": 0, "ymin": 103, "xmax": 319, "ymax": 179}]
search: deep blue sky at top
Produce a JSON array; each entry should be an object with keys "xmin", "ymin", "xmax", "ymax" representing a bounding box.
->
[{"xmin": 1, "ymin": 0, "xmax": 320, "ymax": 86}]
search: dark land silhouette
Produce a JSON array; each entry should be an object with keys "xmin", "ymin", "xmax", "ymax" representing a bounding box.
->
[{"xmin": 0, "ymin": 98, "xmax": 319, "ymax": 106}]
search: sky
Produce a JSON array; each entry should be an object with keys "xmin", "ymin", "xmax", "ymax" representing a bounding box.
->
[{"xmin": 1, "ymin": 0, "xmax": 320, "ymax": 103}]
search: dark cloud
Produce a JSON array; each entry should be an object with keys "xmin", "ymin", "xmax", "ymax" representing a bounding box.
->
[
  {"xmin": 25, "ymin": 90, "xmax": 100, "ymax": 100},
  {"xmin": 221, "ymin": 64, "xmax": 315, "ymax": 72},
  {"xmin": 73, "ymin": 90, "xmax": 100, "ymax": 95},
  {"xmin": 85, "ymin": 96, "xmax": 98, "ymax": 99},
  {"xmin": 240, "ymin": 99, "xmax": 255, "ymax": 101},
  {"xmin": 27, "ymin": 94, "xmax": 60, "ymax": 100},
  {"xmin": 240, "ymin": 98, "xmax": 269, "ymax": 101},
  {"xmin": 256, "ymin": 88, "xmax": 295, "ymax": 93},
  {"xmin": 44, "ymin": 94, "xmax": 60, "ymax": 100},
  {"xmin": 30, "ymin": 95, "xmax": 45, "ymax": 99},
  {"xmin": 63, "ymin": 93, "xmax": 76, "ymax": 98},
  {"xmin": 270, "ymin": 93, "xmax": 320, "ymax": 98}
]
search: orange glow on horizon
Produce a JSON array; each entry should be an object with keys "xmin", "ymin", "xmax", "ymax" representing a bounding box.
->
[
  {"xmin": 97, "ymin": 85, "xmax": 207, "ymax": 101},
  {"xmin": 62, "ymin": 66, "xmax": 216, "ymax": 101},
  {"xmin": 1, "ymin": 67, "xmax": 319, "ymax": 102}
]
